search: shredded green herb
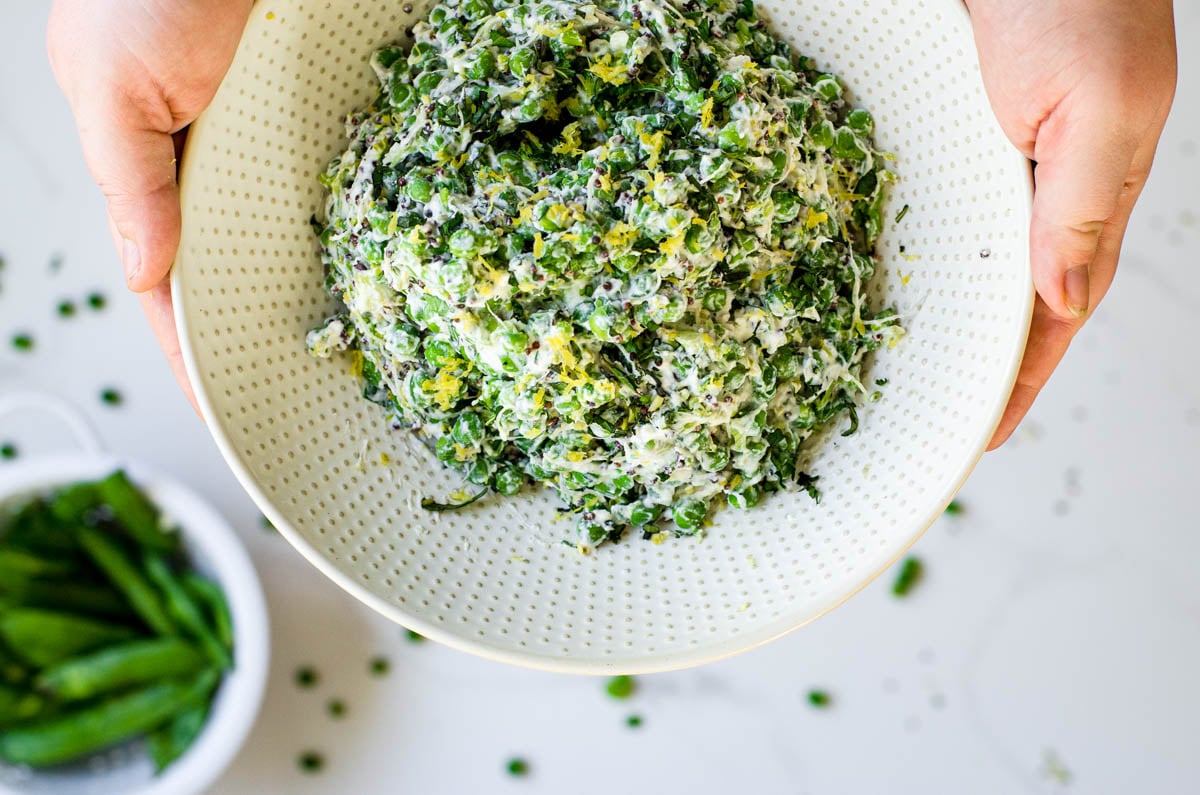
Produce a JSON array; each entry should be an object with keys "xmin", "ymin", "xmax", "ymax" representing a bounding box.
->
[
  {"xmin": 506, "ymin": 757, "xmax": 530, "ymax": 777},
  {"xmin": 944, "ymin": 500, "xmax": 963, "ymax": 516},
  {"xmin": 625, "ymin": 714, "xmax": 643, "ymax": 728},
  {"xmin": 405, "ymin": 629, "xmax": 426, "ymax": 644},
  {"xmin": 11, "ymin": 334, "xmax": 33, "ymax": 352},
  {"xmin": 57, "ymin": 301, "xmax": 77, "ymax": 318},
  {"xmin": 327, "ymin": 699, "xmax": 347, "ymax": 718},
  {"xmin": 369, "ymin": 656, "xmax": 391, "ymax": 676},
  {"xmin": 891, "ymin": 556, "xmax": 923, "ymax": 597},
  {"xmin": 308, "ymin": 0, "xmax": 902, "ymax": 549},
  {"xmin": 0, "ymin": 443, "xmax": 16, "ymax": 461},
  {"xmin": 807, "ymin": 689, "xmax": 831, "ymax": 708},
  {"xmin": 87, "ymin": 293, "xmax": 107, "ymax": 311},
  {"xmin": 100, "ymin": 389, "xmax": 123, "ymax": 407}
]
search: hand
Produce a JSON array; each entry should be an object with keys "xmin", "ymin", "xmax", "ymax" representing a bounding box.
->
[
  {"xmin": 47, "ymin": 0, "xmax": 253, "ymax": 411},
  {"xmin": 966, "ymin": 0, "xmax": 1177, "ymax": 448}
]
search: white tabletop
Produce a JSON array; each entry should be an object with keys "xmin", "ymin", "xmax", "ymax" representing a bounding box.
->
[{"xmin": 2, "ymin": 4, "xmax": 1198, "ymax": 794}]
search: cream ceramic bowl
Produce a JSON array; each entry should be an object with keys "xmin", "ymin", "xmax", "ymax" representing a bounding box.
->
[{"xmin": 173, "ymin": 0, "xmax": 1033, "ymax": 673}]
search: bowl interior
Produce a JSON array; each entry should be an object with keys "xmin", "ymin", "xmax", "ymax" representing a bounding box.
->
[
  {"xmin": 173, "ymin": 0, "xmax": 1032, "ymax": 672},
  {"xmin": 0, "ymin": 456, "xmax": 269, "ymax": 795}
]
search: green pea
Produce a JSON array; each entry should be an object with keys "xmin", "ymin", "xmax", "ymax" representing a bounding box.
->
[
  {"xmin": 832, "ymin": 128, "xmax": 868, "ymax": 161},
  {"xmin": 468, "ymin": 50, "xmax": 496, "ymax": 80},
  {"xmin": 452, "ymin": 412, "xmax": 484, "ymax": 446},
  {"xmin": 718, "ymin": 123, "xmax": 750, "ymax": 153},
  {"xmin": 435, "ymin": 434, "xmax": 459, "ymax": 462},
  {"xmin": 814, "ymin": 74, "xmax": 842, "ymax": 102},
  {"xmin": 809, "ymin": 120, "xmax": 834, "ymax": 150},
  {"xmin": 508, "ymin": 47, "xmax": 535, "ymax": 78},
  {"xmin": 671, "ymin": 499, "xmax": 707, "ymax": 533},
  {"xmin": 462, "ymin": 0, "xmax": 493, "ymax": 20},
  {"xmin": 845, "ymin": 108, "xmax": 874, "ymax": 134},
  {"xmin": 423, "ymin": 338, "xmax": 458, "ymax": 368},
  {"xmin": 701, "ymin": 288, "xmax": 727, "ymax": 313},
  {"xmin": 493, "ymin": 467, "xmax": 523, "ymax": 496},
  {"xmin": 414, "ymin": 71, "xmax": 443, "ymax": 97},
  {"xmin": 406, "ymin": 177, "xmax": 433, "ymax": 203},
  {"xmin": 728, "ymin": 483, "xmax": 761, "ymax": 510}
]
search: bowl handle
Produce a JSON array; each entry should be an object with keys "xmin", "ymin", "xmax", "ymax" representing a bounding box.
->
[{"xmin": 0, "ymin": 392, "xmax": 105, "ymax": 457}]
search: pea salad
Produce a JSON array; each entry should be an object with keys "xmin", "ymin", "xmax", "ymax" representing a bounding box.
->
[{"xmin": 308, "ymin": 0, "xmax": 902, "ymax": 550}]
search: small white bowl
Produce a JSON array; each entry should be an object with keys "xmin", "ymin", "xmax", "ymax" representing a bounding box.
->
[{"xmin": 0, "ymin": 396, "xmax": 270, "ymax": 795}]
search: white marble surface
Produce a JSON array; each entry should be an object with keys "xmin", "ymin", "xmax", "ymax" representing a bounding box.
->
[{"xmin": 2, "ymin": 3, "xmax": 1198, "ymax": 794}]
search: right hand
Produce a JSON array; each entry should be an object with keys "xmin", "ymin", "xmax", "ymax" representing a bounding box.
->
[{"xmin": 47, "ymin": 0, "xmax": 254, "ymax": 411}]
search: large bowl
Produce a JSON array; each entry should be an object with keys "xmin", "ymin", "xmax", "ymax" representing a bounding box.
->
[{"xmin": 173, "ymin": 0, "xmax": 1033, "ymax": 673}]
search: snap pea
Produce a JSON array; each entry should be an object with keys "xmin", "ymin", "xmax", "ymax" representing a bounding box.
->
[
  {"xmin": 0, "ymin": 669, "xmax": 219, "ymax": 768},
  {"xmin": 0, "ymin": 572, "xmax": 134, "ymax": 620},
  {"xmin": 76, "ymin": 526, "xmax": 177, "ymax": 636},
  {"xmin": 3, "ymin": 500, "xmax": 80, "ymax": 557},
  {"xmin": 0, "ymin": 608, "xmax": 138, "ymax": 668},
  {"xmin": 144, "ymin": 556, "xmax": 231, "ymax": 669},
  {"xmin": 180, "ymin": 573, "xmax": 234, "ymax": 652},
  {"xmin": 35, "ymin": 638, "xmax": 207, "ymax": 701},
  {"xmin": 148, "ymin": 700, "xmax": 210, "ymax": 772},
  {"xmin": 0, "ymin": 684, "xmax": 44, "ymax": 726},
  {"xmin": 95, "ymin": 471, "xmax": 178, "ymax": 553},
  {"xmin": 0, "ymin": 548, "xmax": 75, "ymax": 577}
]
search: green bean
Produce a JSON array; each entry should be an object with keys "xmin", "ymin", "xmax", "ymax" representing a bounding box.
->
[
  {"xmin": 48, "ymin": 483, "xmax": 100, "ymax": 525},
  {"xmin": 76, "ymin": 526, "xmax": 177, "ymax": 636},
  {"xmin": 0, "ymin": 572, "xmax": 133, "ymax": 620},
  {"xmin": 180, "ymin": 573, "xmax": 233, "ymax": 652},
  {"xmin": 145, "ymin": 557, "xmax": 231, "ymax": 669},
  {"xmin": 0, "ymin": 608, "xmax": 138, "ymax": 668},
  {"xmin": 96, "ymin": 471, "xmax": 178, "ymax": 553},
  {"xmin": 3, "ymin": 500, "xmax": 80, "ymax": 557},
  {"xmin": 148, "ymin": 700, "xmax": 210, "ymax": 772},
  {"xmin": 0, "ymin": 684, "xmax": 45, "ymax": 726},
  {"xmin": 0, "ymin": 548, "xmax": 76, "ymax": 577},
  {"xmin": 36, "ymin": 638, "xmax": 207, "ymax": 701},
  {"xmin": 0, "ymin": 669, "xmax": 219, "ymax": 767}
]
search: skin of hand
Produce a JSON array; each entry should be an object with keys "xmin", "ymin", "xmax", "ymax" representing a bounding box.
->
[
  {"xmin": 966, "ymin": 0, "xmax": 1177, "ymax": 448},
  {"xmin": 46, "ymin": 0, "xmax": 254, "ymax": 412}
]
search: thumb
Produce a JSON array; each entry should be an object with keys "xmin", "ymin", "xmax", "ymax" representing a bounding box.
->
[
  {"xmin": 73, "ymin": 90, "xmax": 181, "ymax": 293},
  {"xmin": 1029, "ymin": 95, "xmax": 1136, "ymax": 320}
]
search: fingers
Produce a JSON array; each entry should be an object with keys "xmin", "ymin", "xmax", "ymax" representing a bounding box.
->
[
  {"xmin": 1028, "ymin": 92, "xmax": 1138, "ymax": 321},
  {"xmin": 139, "ymin": 282, "xmax": 200, "ymax": 417},
  {"xmin": 75, "ymin": 93, "xmax": 182, "ymax": 293},
  {"xmin": 988, "ymin": 167, "xmax": 1142, "ymax": 450}
]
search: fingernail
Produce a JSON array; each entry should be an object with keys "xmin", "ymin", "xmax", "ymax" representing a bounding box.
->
[
  {"xmin": 122, "ymin": 238, "xmax": 141, "ymax": 285},
  {"xmin": 1064, "ymin": 265, "xmax": 1089, "ymax": 318}
]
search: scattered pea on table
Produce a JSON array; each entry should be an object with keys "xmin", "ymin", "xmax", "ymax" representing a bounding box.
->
[
  {"xmin": 56, "ymin": 300, "xmax": 76, "ymax": 318},
  {"xmin": 11, "ymin": 333, "xmax": 33, "ymax": 352},
  {"xmin": 86, "ymin": 292, "xmax": 106, "ymax": 311},
  {"xmin": 605, "ymin": 675, "xmax": 636, "ymax": 700},
  {"xmin": 298, "ymin": 750, "xmax": 324, "ymax": 774},
  {"xmin": 99, "ymin": 388, "xmax": 123, "ymax": 406},
  {"xmin": 625, "ymin": 714, "xmax": 643, "ymax": 728},
  {"xmin": 807, "ymin": 689, "xmax": 832, "ymax": 708},
  {"xmin": 505, "ymin": 757, "xmax": 529, "ymax": 777},
  {"xmin": 295, "ymin": 666, "xmax": 320, "ymax": 689}
]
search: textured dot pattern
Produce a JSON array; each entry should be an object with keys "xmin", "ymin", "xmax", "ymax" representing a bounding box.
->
[{"xmin": 173, "ymin": 0, "xmax": 1033, "ymax": 672}]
